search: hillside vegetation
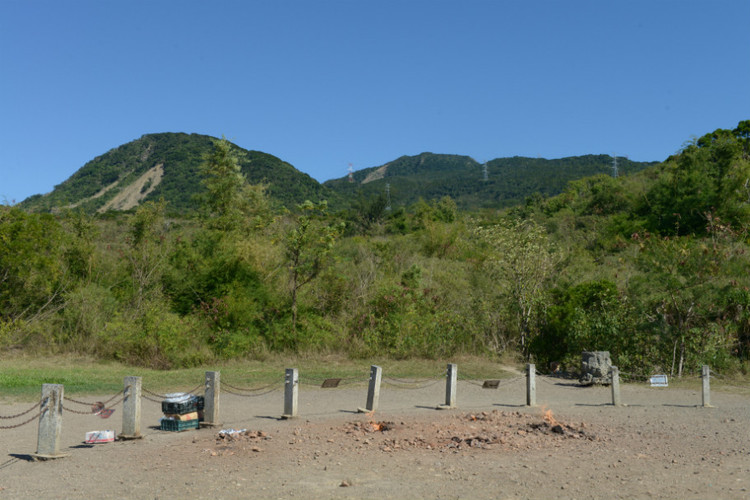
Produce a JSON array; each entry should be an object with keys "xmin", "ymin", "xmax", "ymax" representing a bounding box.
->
[
  {"xmin": 19, "ymin": 133, "xmax": 655, "ymax": 215},
  {"xmin": 3, "ymin": 122, "xmax": 750, "ymax": 379},
  {"xmin": 324, "ymin": 152, "xmax": 656, "ymax": 209},
  {"xmin": 20, "ymin": 133, "xmax": 335, "ymax": 214}
]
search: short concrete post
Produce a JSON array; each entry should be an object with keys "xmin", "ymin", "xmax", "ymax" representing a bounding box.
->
[
  {"xmin": 526, "ymin": 363, "xmax": 536, "ymax": 407},
  {"xmin": 610, "ymin": 366, "xmax": 622, "ymax": 407},
  {"xmin": 282, "ymin": 368, "xmax": 298, "ymax": 419},
  {"xmin": 702, "ymin": 365, "xmax": 712, "ymax": 408},
  {"xmin": 438, "ymin": 363, "xmax": 457, "ymax": 409},
  {"xmin": 359, "ymin": 365, "xmax": 382, "ymax": 413},
  {"xmin": 33, "ymin": 384, "xmax": 69, "ymax": 460},
  {"xmin": 120, "ymin": 376, "xmax": 142, "ymax": 439},
  {"xmin": 203, "ymin": 371, "xmax": 221, "ymax": 426}
]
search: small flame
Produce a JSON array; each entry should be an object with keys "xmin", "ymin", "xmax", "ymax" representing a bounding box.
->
[{"xmin": 542, "ymin": 408, "xmax": 559, "ymax": 426}]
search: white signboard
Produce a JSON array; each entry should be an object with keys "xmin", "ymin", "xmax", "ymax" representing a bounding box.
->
[{"xmin": 649, "ymin": 374, "xmax": 668, "ymax": 387}]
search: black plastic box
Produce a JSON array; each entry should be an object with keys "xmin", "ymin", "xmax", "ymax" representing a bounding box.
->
[{"xmin": 161, "ymin": 395, "xmax": 204, "ymax": 415}]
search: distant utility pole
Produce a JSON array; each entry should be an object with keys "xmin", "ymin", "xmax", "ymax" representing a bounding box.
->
[
  {"xmin": 348, "ymin": 163, "xmax": 354, "ymax": 183},
  {"xmin": 482, "ymin": 162, "xmax": 488, "ymax": 182},
  {"xmin": 612, "ymin": 154, "xmax": 618, "ymax": 178},
  {"xmin": 385, "ymin": 183, "xmax": 392, "ymax": 212}
]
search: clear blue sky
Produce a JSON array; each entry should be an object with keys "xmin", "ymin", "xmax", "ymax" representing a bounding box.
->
[{"xmin": 1, "ymin": 0, "xmax": 748, "ymax": 204}]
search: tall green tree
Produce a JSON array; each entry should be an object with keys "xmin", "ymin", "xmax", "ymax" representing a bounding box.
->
[
  {"xmin": 0, "ymin": 207, "xmax": 68, "ymax": 325},
  {"xmin": 640, "ymin": 123, "xmax": 750, "ymax": 235},
  {"xmin": 284, "ymin": 201, "xmax": 343, "ymax": 334},
  {"xmin": 199, "ymin": 136, "xmax": 272, "ymax": 232},
  {"xmin": 124, "ymin": 199, "xmax": 170, "ymax": 313},
  {"xmin": 476, "ymin": 218, "xmax": 559, "ymax": 358}
]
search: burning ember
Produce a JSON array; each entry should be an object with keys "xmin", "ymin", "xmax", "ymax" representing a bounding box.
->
[
  {"xmin": 344, "ymin": 419, "xmax": 395, "ymax": 434},
  {"xmin": 542, "ymin": 408, "xmax": 559, "ymax": 427},
  {"xmin": 537, "ymin": 407, "xmax": 575, "ymax": 435},
  {"xmin": 369, "ymin": 421, "xmax": 393, "ymax": 432}
]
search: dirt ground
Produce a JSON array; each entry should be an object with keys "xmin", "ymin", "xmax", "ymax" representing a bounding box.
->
[{"xmin": 1, "ymin": 373, "xmax": 749, "ymax": 499}]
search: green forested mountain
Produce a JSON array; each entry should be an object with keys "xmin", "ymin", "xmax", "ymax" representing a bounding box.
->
[
  {"xmin": 20, "ymin": 133, "xmax": 336, "ymax": 214},
  {"xmin": 325, "ymin": 152, "xmax": 657, "ymax": 209},
  {"xmin": 18, "ymin": 133, "xmax": 657, "ymax": 215}
]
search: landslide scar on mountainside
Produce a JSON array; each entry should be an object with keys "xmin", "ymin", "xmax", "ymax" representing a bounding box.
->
[
  {"xmin": 362, "ymin": 164, "xmax": 388, "ymax": 184},
  {"xmin": 97, "ymin": 163, "xmax": 164, "ymax": 212}
]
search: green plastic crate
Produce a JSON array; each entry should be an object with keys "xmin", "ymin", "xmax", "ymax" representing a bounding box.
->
[{"xmin": 160, "ymin": 418, "xmax": 200, "ymax": 432}]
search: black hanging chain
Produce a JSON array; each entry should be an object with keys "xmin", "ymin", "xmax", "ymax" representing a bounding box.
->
[{"xmin": 0, "ymin": 400, "xmax": 41, "ymax": 420}]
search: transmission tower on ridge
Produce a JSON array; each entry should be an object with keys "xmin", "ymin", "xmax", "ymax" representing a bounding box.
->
[
  {"xmin": 482, "ymin": 162, "xmax": 488, "ymax": 182},
  {"xmin": 612, "ymin": 154, "xmax": 618, "ymax": 178},
  {"xmin": 385, "ymin": 183, "xmax": 392, "ymax": 212},
  {"xmin": 348, "ymin": 163, "xmax": 354, "ymax": 183}
]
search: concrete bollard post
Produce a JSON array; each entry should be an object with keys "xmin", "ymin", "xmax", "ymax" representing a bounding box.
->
[
  {"xmin": 610, "ymin": 366, "xmax": 622, "ymax": 407},
  {"xmin": 32, "ymin": 384, "xmax": 69, "ymax": 460},
  {"xmin": 202, "ymin": 371, "xmax": 221, "ymax": 426},
  {"xmin": 526, "ymin": 363, "xmax": 536, "ymax": 407},
  {"xmin": 358, "ymin": 365, "xmax": 382, "ymax": 413},
  {"xmin": 282, "ymin": 368, "xmax": 298, "ymax": 419},
  {"xmin": 120, "ymin": 376, "xmax": 142, "ymax": 439},
  {"xmin": 438, "ymin": 363, "xmax": 457, "ymax": 409},
  {"xmin": 702, "ymin": 365, "xmax": 713, "ymax": 408}
]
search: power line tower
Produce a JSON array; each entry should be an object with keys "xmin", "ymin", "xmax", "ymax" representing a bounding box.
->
[
  {"xmin": 385, "ymin": 183, "xmax": 392, "ymax": 212},
  {"xmin": 482, "ymin": 162, "xmax": 488, "ymax": 182},
  {"xmin": 348, "ymin": 163, "xmax": 354, "ymax": 183},
  {"xmin": 612, "ymin": 154, "xmax": 618, "ymax": 178}
]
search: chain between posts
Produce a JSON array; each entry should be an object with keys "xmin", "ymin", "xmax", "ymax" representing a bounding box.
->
[
  {"xmin": 222, "ymin": 380, "xmax": 280, "ymax": 393},
  {"xmin": 141, "ymin": 387, "xmax": 167, "ymax": 399},
  {"xmin": 141, "ymin": 394, "xmax": 164, "ymax": 404},
  {"xmin": 63, "ymin": 389, "xmax": 124, "ymax": 407},
  {"xmin": 458, "ymin": 375, "xmax": 524, "ymax": 388},
  {"xmin": 64, "ymin": 395, "xmax": 126, "ymax": 415},
  {"xmin": 103, "ymin": 395, "xmax": 126, "ymax": 409},
  {"xmin": 384, "ymin": 373, "xmax": 444, "ymax": 384},
  {"xmin": 0, "ymin": 400, "xmax": 41, "ymax": 420},
  {"xmin": 62, "ymin": 405, "xmax": 96, "ymax": 415},
  {"xmin": 140, "ymin": 383, "xmax": 203, "ymax": 399},
  {"xmin": 381, "ymin": 377, "xmax": 443, "ymax": 389},
  {"xmin": 0, "ymin": 410, "xmax": 42, "ymax": 430},
  {"xmin": 220, "ymin": 385, "xmax": 280, "ymax": 397},
  {"xmin": 187, "ymin": 383, "xmax": 204, "ymax": 395},
  {"xmin": 298, "ymin": 376, "xmax": 370, "ymax": 387}
]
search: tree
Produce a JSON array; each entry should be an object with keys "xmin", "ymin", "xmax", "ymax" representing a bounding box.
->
[
  {"xmin": 283, "ymin": 201, "xmax": 343, "ymax": 334},
  {"xmin": 0, "ymin": 207, "xmax": 68, "ymax": 325},
  {"xmin": 476, "ymin": 218, "xmax": 559, "ymax": 358},
  {"xmin": 199, "ymin": 136, "xmax": 272, "ymax": 232},
  {"xmin": 537, "ymin": 280, "xmax": 643, "ymax": 371},
  {"xmin": 124, "ymin": 199, "xmax": 170, "ymax": 313},
  {"xmin": 628, "ymin": 218, "xmax": 746, "ymax": 377},
  {"xmin": 639, "ymin": 126, "xmax": 750, "ymax": 235}
]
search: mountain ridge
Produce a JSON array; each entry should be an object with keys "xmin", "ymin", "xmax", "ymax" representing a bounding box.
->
[
  {"xmin": 324, "ymin": 152, "xmax": 657, "ymax": 209},
  {"xmin": 19, "ymin": 133, "xmax": 659, "ymax": 214},
  {"xmin": 20, "ymin": 132, "xmax": 336, "ymax": 213}
]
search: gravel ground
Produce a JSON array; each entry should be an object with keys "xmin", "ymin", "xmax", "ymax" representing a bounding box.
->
[{"xmin": 1, "ymin": 373, "xmax": 748, "ymax": 499}]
